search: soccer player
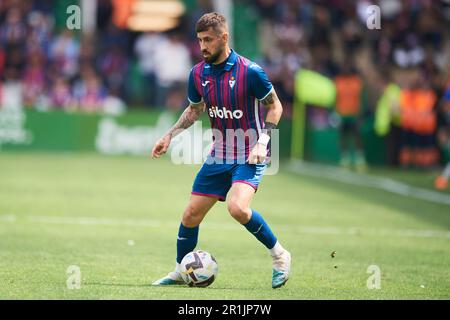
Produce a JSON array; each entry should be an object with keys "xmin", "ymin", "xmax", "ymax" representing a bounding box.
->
[{"xmin": 151, "ymin": 12, "xmax": 291, "ymax": 289}]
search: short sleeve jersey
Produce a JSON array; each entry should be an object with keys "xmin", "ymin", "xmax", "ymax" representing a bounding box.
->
[{"xmin": 188, "ymin": 49, "xmax": 273, "ymax": 160}]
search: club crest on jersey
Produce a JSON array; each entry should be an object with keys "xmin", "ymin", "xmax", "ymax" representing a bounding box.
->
[
  {"xmin": 229, "ymin": 76, "xmax": 236, "ymax": 89},
  {"xmin": 208, "ymin": 106, "xmax": 243, "ymax": 119}
]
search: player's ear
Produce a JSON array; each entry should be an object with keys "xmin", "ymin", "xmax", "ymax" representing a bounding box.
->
[{"xmin": 221, "ymin": 32, "xmax": 229, "ymax": 44}]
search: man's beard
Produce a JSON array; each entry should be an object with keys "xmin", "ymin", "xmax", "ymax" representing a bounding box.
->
[{"xmin": 202, "ymin": 48, "xmax": 223, "ymax": 64}]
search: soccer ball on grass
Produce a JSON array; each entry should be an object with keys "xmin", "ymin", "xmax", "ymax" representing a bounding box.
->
[{"xmin": 179, "ymin": 250, "xmax": 218, "ymax": 287}]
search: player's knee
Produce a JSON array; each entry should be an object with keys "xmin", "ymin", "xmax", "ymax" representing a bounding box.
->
[
  {"xmin": 182, "ymin": 205, "xmax": 202, "ymax": 227},
  {"xmin": 227, "ymin": 201, "xmax": 251, "ymax": 223}
]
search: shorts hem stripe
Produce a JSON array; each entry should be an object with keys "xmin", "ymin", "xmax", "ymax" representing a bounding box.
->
[
  {"xmin": 232, "ymin": 180, "xmax": 258, "ymax": 190},
  {"xmin": 191, "ymin": 191, "xmax": 226, "ymax": 201}
]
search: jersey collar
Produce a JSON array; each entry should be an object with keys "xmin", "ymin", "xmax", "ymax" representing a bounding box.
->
[
  {"xmin": 224, "ymin": 49, "xmax": 237, "ymax": 71},
  {"xmin": 203, "ymin": 49, "xmax": 237, "ymax": 75}
]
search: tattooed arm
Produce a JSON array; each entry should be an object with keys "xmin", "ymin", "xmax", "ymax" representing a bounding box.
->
[
  {"xmin": 260, "ymin": 88, "xmax": 283, "ymax": 135},
  {"xmin": 167, "ymin": 101, "xmax": 205, "ymax": 137},
  {"xmin": 152, "ymin": 101, "xmax": 205, "ymax": 158},
  {"xmin": 248, "ymin": 88, "xmax": 283, "ymax": 164}
]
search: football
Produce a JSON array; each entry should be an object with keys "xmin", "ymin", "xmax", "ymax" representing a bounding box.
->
[{"xmin": 179, "ymin": 250, "xmax": 218, "ymax": 287}]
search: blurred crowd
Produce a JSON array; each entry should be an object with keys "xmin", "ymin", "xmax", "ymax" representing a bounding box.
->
[
  {"xmin": 250, "ymin": 0, "xmax": 449, "ymax": 170},
  {"xmin": 0, "ymin": 0, "xmax": 210, "ymax": 114},
  {"xmin": 0, "ymin": 0, "xmax": 130, "ymax": 114},
  {"xmin": 0, "ymin": 0, "xmax": 449, "ymax": 170}
]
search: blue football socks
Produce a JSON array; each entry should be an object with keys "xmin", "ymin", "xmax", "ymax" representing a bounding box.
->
[
  {"xmin": 176, "ymin": 223, "xmax": 199, "ymax": 263},
  {"xmin": 243, "ymin": 210, "xmax": 277, "ymax": 249}
]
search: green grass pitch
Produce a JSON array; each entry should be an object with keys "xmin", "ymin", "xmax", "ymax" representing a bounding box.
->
[{"xmin": 0, "ymin": 152, "xmax": 449, "ymax": 299}]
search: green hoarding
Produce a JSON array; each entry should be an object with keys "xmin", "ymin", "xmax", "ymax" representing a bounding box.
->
[
  {"xmin": 0, "ymin": 108, "xmax": 382, "ymax": 164},
  {"xmin": 0, "ymin": 109, "xmax": 292, "ymax": 159},
  {"xmin": 0, "ymin": 108, "xmax": 172, "ymax": 153}
]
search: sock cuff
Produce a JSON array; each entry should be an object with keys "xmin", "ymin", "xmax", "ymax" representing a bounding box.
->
[
  {"xmin": 178, "ymin": 223, "xmax": 199, "ymax": 238},
  {"xmin": 270, "ymin": 241, "xmax": 284, "ymax": 257}
]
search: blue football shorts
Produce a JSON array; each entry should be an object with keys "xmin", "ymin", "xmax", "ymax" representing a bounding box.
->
[{"xmin": 191, "ymin": 157, "xmax": 267, "ymax": 201}]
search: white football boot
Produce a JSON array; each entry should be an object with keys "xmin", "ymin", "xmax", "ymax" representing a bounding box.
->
[
  {"xmin": 152, "ymin": 264, "xmax": 184, "ymax": 286},
  {"xmin": 271, "ymin": 249, "xmax": 291, "ymax": 289}
]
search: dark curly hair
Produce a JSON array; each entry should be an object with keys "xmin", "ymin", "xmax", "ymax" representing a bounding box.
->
[{"xmin": 195, "ymin": 12, "xmax": 228, "ymax": 34}]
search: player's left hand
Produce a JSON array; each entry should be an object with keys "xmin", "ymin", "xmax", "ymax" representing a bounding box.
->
[
  {"xmin": 152, "ymin": 134, "xmax": 171, "ymax": 158},
  {"xmin": 248, "ymin": 143, "xmax": 267, "ymax": 164}
]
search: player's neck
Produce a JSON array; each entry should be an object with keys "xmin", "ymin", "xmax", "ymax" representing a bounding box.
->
[{"xmin": 212, "ymin": 47, "xmax": 231, "ymax": 65}]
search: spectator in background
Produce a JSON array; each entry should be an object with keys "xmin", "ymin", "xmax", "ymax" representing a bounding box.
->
[
  {"xmin": 374, "ymin": 70, "xmax": 402, "ymax": 166},
  {"xmin": 79, "ymin": 34, "xmax": 97, "ymax": 67},
  {"xmin": 153, "ymin": 31, "xmax": 191, "ymax": 109},
  {"xmin": 22, "ymin": 49, "xmax": 46, "ymax": 107},
  {"xmin": 72, "ymin": 65, "xmax": 106, "ymax": 113},
  {"xmin": 134, "ymin": 31, "xmax": 164, "ymax": 107},
  {"xmin": 0, "ymin": 6, "xmax": 27, "ymax": 46},
  {"xmin": 49, "ymin": 29, "xmax": 80, "ymax": 79},
  {"xmin": 399, "ymin": 73, "xmax": 438, "ymax": 169},
  {"xmin": 49, "ymin": 76, "xmax": 74, "ymax": 110},
  {"xmin": 26, "ymin": 10, "xmax": 53, "ymax": 54},
  {"xmin": 334, "ymin": 59, "xmax": 368, "ymax": 171},
  {"xmin": 4, "ymin": 44, "xmax": 24, "ymax": 75},
  {"xmin": 77, "ymin": 74, "xmax": 106, "ymax": 113},
  {"xmin": 98, "ymin": 44, "xmax": 128, "ymax": 100}
]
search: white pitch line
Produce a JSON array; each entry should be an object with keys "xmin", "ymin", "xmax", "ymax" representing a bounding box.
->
[
  {"xmin": 1, "ymin": 214, "xmax": 449, "ymax": 239},
  {"xmin": 0, "ymin": 214, "xmax": 16, "ymax": 222},
  {"xmin": 288, "ymin": 160, "xmax": 450, "ymax": 206},
  {"xmin": 27, "ymin": 215, "xmax": 162, "ymax": 227}
]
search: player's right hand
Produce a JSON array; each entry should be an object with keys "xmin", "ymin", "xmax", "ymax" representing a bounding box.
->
[{"xmin": 152, "ymin": 135, "xmax": 171, "ymax": 158}]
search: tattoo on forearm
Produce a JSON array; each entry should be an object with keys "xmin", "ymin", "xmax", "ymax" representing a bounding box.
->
[
  {"xmin": 263, "ymin": 121, "xmax": 277, "ymax": 136},
  {"xmin": 168, "ymin": 105, "xmax": 203, "ymax": 137},
  {"xmin": 261, "ymin": 92, "xmax": 278, "ymax": 105}
]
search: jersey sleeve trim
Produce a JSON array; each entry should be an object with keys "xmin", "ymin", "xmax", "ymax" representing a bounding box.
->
[
  {"xmin": 257, "ymin": 86, "xmax": 274, "ymax": 101},
  {"xmin": 188, "ymin": 96, "xmax": 204, "ymax": 105}
]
